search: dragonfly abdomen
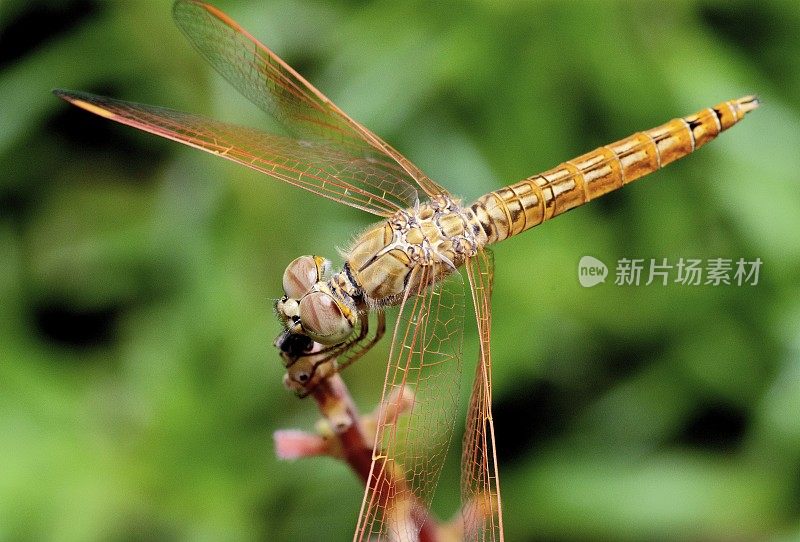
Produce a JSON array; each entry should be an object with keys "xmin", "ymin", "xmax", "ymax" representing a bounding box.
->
[{"xmin": 471, "ymin": 96, "xmax": 759, "ymax": 244}]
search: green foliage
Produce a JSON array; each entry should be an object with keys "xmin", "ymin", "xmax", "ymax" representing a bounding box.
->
[{"xmin": 1, "ymin": 1, "xmax": 799, "ymax": 540}]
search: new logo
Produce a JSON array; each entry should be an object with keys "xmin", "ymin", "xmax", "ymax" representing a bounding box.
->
[{"xmin": 578, "ymin": 255, "xmax": 608, "ymax": 288}]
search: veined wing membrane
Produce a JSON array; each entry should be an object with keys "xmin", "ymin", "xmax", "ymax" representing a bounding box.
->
[
  {"xmin": 53, "ymin": 89, "xmax": 412, "ymax": 216},
  {"xmin": 355, "ymin": 265, "xmax": 464, "ymax": 541},
  {"xmin": 462, "ymin": 249, "xmax": 503, "ymax": 541},
  {"xmin": 172, "ymin": 0, "xmax": 448, "ymax": 200}
]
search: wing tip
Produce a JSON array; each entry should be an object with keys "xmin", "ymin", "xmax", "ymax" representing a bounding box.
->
[
  {"xmin": 52, "ymin": 88, "xmax": 74, "ymax": 101},
  {"xmin": 52, "ymin": 89, "xmax": 116, "ymax": 120},
  {"xmin": 173, "ymin": 0, "xmax": 240, "ymax": 30}
]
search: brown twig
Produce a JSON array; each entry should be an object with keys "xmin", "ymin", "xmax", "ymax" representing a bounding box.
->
[{"xmin": 274, "ymin": 347, "xmax": 451, "ymax": 541}]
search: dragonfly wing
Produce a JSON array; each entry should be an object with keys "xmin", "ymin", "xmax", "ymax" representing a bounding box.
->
[
  {"xmin": 462, "ymin": 248, "xmax": 504, "ymax": 541},
  {"xmin": 54, "ymin": 89, "xmax": 412, "ymax": 217},
  {"xmin": 355, "ymin": 265, "xmax": 464, "ymax": 541},
  {"xmin": 173, "ymin": 0, "xmax": 448, "ymax": 202}
]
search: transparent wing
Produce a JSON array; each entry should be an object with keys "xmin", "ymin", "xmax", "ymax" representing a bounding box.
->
[
  {"xmin": 54, "ymin": 89, "xmax": 411, "ymax": 216},
  {"xmin": 462, "ymin": 248, "xmax": 504, "ymax": 541},
  {"xmin": 173, "ymin": 0, "xmax": 448, "ymax": 201},
  {"xmin": 355, "ymin": 265, "xmax": 464, "ymax": 541}
]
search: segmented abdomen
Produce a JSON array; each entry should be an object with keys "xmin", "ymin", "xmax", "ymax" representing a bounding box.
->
[{"xmin": 471, "ymin": 95, "xmax": 759, "ymax": 244}]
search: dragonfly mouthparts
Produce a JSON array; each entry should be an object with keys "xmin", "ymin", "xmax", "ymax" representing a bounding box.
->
[{"xmin": 276, "ymin": 331, "xmax": 314, "ymax": 358}]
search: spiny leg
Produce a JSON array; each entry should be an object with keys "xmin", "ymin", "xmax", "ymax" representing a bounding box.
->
[
  {"xmin": 283, "ymin": 311, "xmax": 386, "ymax": 396},
  {"xmin": 338, "ymin": 311, "xmax": 386, "ymax": 372}
]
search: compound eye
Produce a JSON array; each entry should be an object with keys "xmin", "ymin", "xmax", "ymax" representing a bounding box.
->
[
  {"xmin": 299, "ymin": 291, "xmax": 352, "ymax": 344},
  {"xmin": 283, "ymin": 256, "xmax": 328, "ymax": 299}
]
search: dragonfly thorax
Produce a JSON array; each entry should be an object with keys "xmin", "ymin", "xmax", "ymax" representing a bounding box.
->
[{"xmin": 346, "ymin": 195, "xmax": 487, "ymax": 305}]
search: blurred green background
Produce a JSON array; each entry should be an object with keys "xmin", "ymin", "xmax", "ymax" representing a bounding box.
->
[{"xmin": 2, "ymin": 0, "xmax": 799, "ymax": 540}]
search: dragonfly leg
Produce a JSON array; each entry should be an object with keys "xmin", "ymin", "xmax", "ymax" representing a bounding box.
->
[
  {"xmin": 337, "ymin": 311, "xmax": 386, "ymax": 372},
  {"xmin": 281, "ymin": 311, "xmax": 386, "ymax": 397}
]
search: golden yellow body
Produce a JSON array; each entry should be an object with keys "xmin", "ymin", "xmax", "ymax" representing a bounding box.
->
[{"xmin": 345, "ymin": 96, "xmax": 759, "ymax": 305}]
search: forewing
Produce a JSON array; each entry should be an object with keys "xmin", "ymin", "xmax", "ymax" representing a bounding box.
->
[
  {"xmin": 54, "ymin": 89, "xmax": 410, "ymax": 216},
  {"xmin": 462, "ymin": 248, "xmax": 504, "ymax": 541},
  {"xmin": 355, "ymin": 265, "xmax": 464, "ymax": 541},
  {"xmin": 173, "ymin": 0, "xmax": 448, "ymax": 201}
]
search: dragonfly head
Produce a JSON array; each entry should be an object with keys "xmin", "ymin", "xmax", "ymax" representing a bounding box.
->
[{"xmin": 276, "ymin": 255, "xmax": 355, "ymax": 345}]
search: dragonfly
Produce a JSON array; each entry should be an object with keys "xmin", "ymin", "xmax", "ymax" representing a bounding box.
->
[{"xmin": 54, "ymin": 1, "xmax": 759, "ymax": 540}]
